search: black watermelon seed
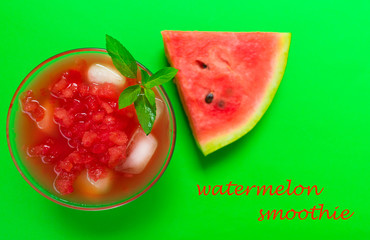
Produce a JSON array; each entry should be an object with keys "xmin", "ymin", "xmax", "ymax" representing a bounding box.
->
[
  {"xmin": 218, "ymin": 100, "xmax": 225, "ymax": 108},
  {"xmin": 205, "ymin": 92, "xmax": 214, "ymax": 104},
  {"xmin": 196, "ymin": 60, "xmax": 208, "ymax": 69}
]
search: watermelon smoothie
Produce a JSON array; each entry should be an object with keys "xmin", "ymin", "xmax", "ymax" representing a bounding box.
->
[{"xmin": 6, "ymin": 49, "xmax": 176, "ymax": 210}]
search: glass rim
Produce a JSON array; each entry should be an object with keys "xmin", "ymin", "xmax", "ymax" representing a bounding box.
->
[{"xmin": 6, "ymin": 48, "xmax": 177, "ymax": 211}]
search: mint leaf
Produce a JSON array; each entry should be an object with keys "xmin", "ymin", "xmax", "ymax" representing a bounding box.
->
[
  {"xmin": 144, "ymin": 67, "xmax": 178, "ymax": 88},
  {"xmin": 144, "ymin": 88, "xmax": 156, "ymax": 106},
  {"xmin": 134, "ymin": 89, "xmax": 156, "ymax": 135},
  {"xmin": 118, "ymin": 85, "xmax": 141, "ymax": 108},
  {"xmin": 106, "ymin": 34, "xmax": 137, "ymax": 78},
  {"xmin": 140, "ymin": 68, "xmax": 150, "ymax": 84}
]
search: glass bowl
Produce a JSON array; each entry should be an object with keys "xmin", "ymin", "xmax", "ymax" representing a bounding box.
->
[{"xmin": 6, "ymin": 48, "xmax": 176, "ymax": 210}]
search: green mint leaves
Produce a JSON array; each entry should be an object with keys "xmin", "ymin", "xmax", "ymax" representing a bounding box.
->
[
  {"xmin": 118, "ymin": 85, "xmax": 141, "ymax": 108},
  {"xmin": 106, "ymin": 35, "xmax": 138, "ymax": 79},
  {"xmin": 144, "ymin": 67, "xmax": 179, "ymax": 88},
  {"xmin": 106, "ymin": 34, "xmax": 178, "ymax": 135},
  {"xmin": 134, "ymin": 89, "xmax": 156, "ymax": 135}
]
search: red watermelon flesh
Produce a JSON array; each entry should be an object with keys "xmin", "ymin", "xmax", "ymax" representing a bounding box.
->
[{"xmin": 162, "ymin": 31, "xmax": 291, "ymax": 155}]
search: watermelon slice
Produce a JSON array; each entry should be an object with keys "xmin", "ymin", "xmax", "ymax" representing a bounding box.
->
[{"xmin": 162, "ymin": 31, "xmax": 291, "ymax": 155}]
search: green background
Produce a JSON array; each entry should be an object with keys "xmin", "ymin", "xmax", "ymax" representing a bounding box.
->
[{"xmin": 1, "ymin": 0, "xmax": 369, "ymax": 239}]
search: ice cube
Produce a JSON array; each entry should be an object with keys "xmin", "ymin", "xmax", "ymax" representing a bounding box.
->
[
  {"xmin": 155, "ymin": 98, "xmax": 165, "ymax": 122},
  {"xmin": 37, "ymin": 101, "xmax": 56, "ymax": 134},
  {"xmin": 115, "ymin": 128, "xmax": 158, "ymax": 174},
  {"xmin": 87, "ymin": 63, "xmax": 126, "ymax": 87},
  {"xmin": 75, "ymin": 169, "xmax": 113, "ymax": 195}
]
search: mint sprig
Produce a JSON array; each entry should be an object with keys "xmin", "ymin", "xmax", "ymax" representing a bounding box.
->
[
  {"xmin": 118, "ymin": 85, "xmax": 141, "ymax": 109},
  {"xmin": 134, "ymin": 89, "xmax": 156, "ymax": 134},
  {"xmin": 106, "ymin": 34, "xmax": 178, "ymax": 135},
  {"xmin": 144, "ymin": 67, "xmax": 179, "ymax": 88},
  {"xmin": 106, "ymin": 35, "xmax": 138, "ymax": 79}
]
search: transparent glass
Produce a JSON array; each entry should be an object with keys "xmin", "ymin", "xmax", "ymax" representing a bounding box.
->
[{"xmin": 6, "ymin": 48, "xmax": 176, "ymax": 211}]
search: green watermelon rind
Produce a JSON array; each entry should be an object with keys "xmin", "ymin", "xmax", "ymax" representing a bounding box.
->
[{"xmin": 200, "ymin": 33, "xmax": 291, "ymax": 155}]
